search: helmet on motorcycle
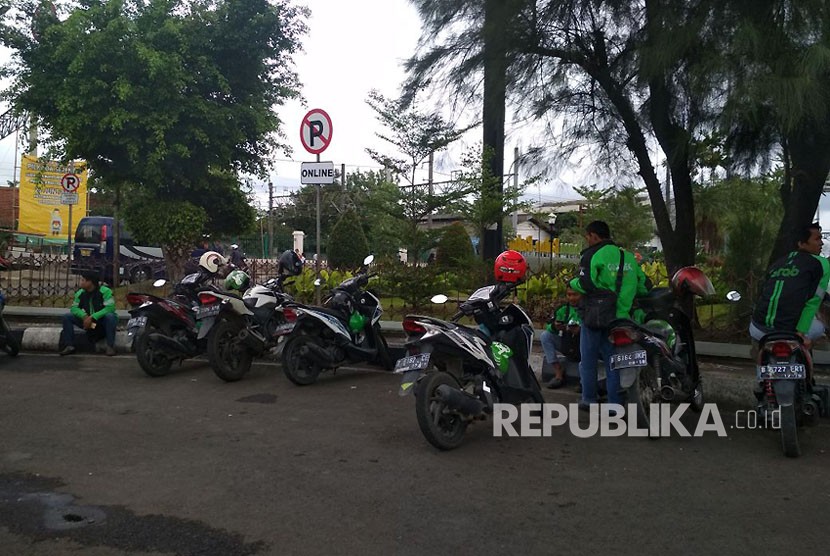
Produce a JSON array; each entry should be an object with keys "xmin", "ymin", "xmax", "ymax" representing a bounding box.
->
[
  {"xmin": 198, "ymin": 251, "xmax": 227, "ymax": 274},
  {"xmin": 671, "ymin": 266, "xmax": 715, "ymax": 297},
  {"xmin": 224, "ymin": 269, "xmax": 250, "ymax": 292},
  {"xmin": 643, "ymin": 319, "xmax": 677, "ymax": 351},
  {"xmin": 494, "ymin": 250, "xmax": 528, "ymax": 283},
  {"xmin": 277, "ymin": 249, "xmax": 303, "ymax": 276}
]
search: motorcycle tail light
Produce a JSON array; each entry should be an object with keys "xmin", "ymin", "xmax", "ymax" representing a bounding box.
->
[
  {"xmin": 198, "ymin": 292, "xmax": 219, "ymax": 305},
  {"xmin": 126, "ymin": 293, "xmax": 149, "ymax": 306},
  {"xmin": 403, "ymin": 318, "xmax": 427, "ymax": 335},
  {"xmin": 610, "ymin": 328, "xmax": 639, "ymax": 347},
  {"xmin": 771, "ymin": 341, "xmax": 793, "ymax": 359},
  {"xmin": 283, "ymin": 308, "xmax": 297, "ymax": 322}
]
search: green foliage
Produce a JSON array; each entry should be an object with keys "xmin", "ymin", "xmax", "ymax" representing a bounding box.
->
[
  {"xmin": 286, "ymin": 267, "xmax": 354, "ymax": 304},
  {"xmin": 640, "ymin": 261, "xmax": 669, "ymax": 288},
  {"xmin": 375, "ymin": 258, "xmax": 446, "ymax": 310},
  {"xmin": 125, "ymin": 196, "xmax": 207, "ymax": 249},
  {"xmin": 327, "ymin": 210, "xmax": 370, "ymax": 270},
  {"xmin": 435, "ymin": 222, "xmax": 474, "ymax": 269},
  {"xmin": 574, "ymin": 184, "xmax": 654, "ymax": 250}
]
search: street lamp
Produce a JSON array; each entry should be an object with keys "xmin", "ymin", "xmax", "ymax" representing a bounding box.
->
[{"xmin": 547, "ymin": 214, "xmax": 558, "ymax": 274}]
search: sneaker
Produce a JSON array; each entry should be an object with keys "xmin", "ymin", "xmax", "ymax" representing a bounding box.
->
[
  {"xmin": 546, "ymin": 377, "xmax": 565, "ymax": 389},
  {"xmin": 105, "ymin": 346, "xmax": 116, "ymax": 356},
  {"xmin": 578, "ymin": 402, "xmax": 592, "ymax": 413},
  {"xmin": 59, "ymin": 346, "xmax": 76, "ymax": 356}
]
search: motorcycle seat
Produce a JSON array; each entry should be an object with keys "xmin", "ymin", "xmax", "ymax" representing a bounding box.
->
[
  {"xmin": 759, "ymin": 331, "xmax": 802, "ymax": 344},
  {"xmin": 635, "ymin": 287, "xmax": 674, "ymax": 312}
]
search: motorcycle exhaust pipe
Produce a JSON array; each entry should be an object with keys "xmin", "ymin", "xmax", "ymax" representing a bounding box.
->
[
  {"xmin": 660, "ymin": 385, "xmax": 676, "ymax": 401},
  {"xmin": 147, "ymin": 333, "xmax": 198, "ymax": 357},
  {"xmin": 298, "ymin": 342, "xmax": 338, "ymax": 367},
  {"xmin": 237, "ymin": 329, "xmax": 266, "ymax": 354},
  {"xmin": 435, "ymin": 384, "xmax": 485, "ymax": 416}
]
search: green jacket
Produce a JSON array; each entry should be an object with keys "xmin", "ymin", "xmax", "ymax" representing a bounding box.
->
[
  {"xmin": 545, "ymin": 303, "xmax": 582, "ymax": 332},
  {"xmin": 569, "ymin": 240, "xmax": 651, "ymax": 319},
  {"xmin": 70, "ymin": 285, "xmax": 116, "ymax": 321}
]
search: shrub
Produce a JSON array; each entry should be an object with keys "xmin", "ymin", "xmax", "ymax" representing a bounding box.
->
[
  {"xmin": 435, "ymin": 222, "xmax": 474, "ymax": 269},
  {"xmin": 327, "ymin": 210, "xmax": 370, "ymax": 270}
]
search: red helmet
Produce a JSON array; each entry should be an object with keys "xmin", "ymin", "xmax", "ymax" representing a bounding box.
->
[
  {"xmin": 494, "ymin": 250, "xmax": 528, "ymax": 283},
  {"xmin": 671, "ymin": 266, "xmax": 715, "ymax": 297}
]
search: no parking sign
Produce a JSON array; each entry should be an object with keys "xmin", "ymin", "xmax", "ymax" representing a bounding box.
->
[{"xmin": 300, "ymin": 108, "xmax": 333, "ymax": 155}]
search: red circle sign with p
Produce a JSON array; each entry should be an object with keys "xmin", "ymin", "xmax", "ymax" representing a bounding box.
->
[
  {"xmin": 61, "ymin": 173, "xmax": 80, "ymax": 193},
  {"xmin": 300, "ymin": 108, "xmax": 333, "ymax": 155}
]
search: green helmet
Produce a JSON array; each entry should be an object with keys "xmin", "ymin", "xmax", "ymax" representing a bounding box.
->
[
  {"xmin": 224, "ymin": 269, "xmax": 250, "ymax": 292},
  {"xmin": 643, "ymin": 319, "xmax": 676, "ymax": 350},
  {"xmin": 349, "ymin": 310, "xmax": 367, "ymax": 333}
]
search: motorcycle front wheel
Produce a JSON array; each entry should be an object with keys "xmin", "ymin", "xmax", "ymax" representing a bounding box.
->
[
  {"xmin": 135, "ymin": 327, "xmax": 173, "ymax": 377},
  {"xmin": 281, "ymin": 334, "xmax": 322, "ymax": 386},
  {"xmin": 780, "ymin": 404, "xmax": 801, "ymax": 458},
  {"xmin": 208, "ymin": 319, "xmax": 253, "ymax": 382},
  {"xmin": 415, "ymin": 371, "xmax": 469, "ymax": 451},
  {"xmin": 0, "ymin": 317, "xmax": 20, "ymax": 357}
]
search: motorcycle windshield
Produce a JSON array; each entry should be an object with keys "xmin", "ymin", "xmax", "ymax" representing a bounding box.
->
[{"xmin": 469, "ymin": 285, "xmax": 496, "ymax": 301}]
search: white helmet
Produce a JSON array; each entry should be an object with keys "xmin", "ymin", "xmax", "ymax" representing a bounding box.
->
[{"xmin": 199, "ymin": 251, "xmax": 227, "ymax": 274}]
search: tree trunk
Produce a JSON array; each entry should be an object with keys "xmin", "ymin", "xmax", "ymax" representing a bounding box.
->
[
  {"xmin": 481, "ymin": 0, "xmax": 507, "ymax": 261},
  {"xmin": 163, "ymin": 243, "xmax": 190, "ymax": 284},
  {"xmin": 769, "ymin": 127, "xmax": 830, "ymax": 264}
]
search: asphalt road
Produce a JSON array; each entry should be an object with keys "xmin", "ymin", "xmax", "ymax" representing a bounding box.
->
[{"xmin": 1, "ymin": 352, "xmax": 829, "ymax": 556}]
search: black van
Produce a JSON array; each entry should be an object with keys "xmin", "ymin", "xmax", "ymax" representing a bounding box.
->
[{"xmin": 72, "ymin": 217, "xmax": 166, "ymax": 285}]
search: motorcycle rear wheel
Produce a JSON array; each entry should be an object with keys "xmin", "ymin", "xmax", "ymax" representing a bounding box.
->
[
  {"xmin": 374, "ymin": 325, "xmax": 393, "ymax": 371},
  {"xmin": 135, "ymin": 328, "xmax": 173, "ymax": 377},
  {"xmin": 208, "ymin": 319, "xmax": 253, "ymax": 382},
  {"xmin": 625, "ymin": 367, "xmax": 658, "ymax": 438},
  {"xmin": 282, "ymin": 334, "xmax": 322, "ymax": 386},
  {"xmin": 415, "ymin": 371, "xmax": 469, "ymax": 451},
  {"xmin": 0, "ymin": 318, "xmax": 20, "ymax": 357},
  {"xmin": 780, "ymin": 404, "xmax": 801, "ymax": 458}
]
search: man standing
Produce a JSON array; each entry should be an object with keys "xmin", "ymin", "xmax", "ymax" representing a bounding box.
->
[
  {"xmin": 60, "ymin": 270, "xmax": 117, "ymax": 356},
  {"xmin": 750, "ymin": 223, "xmax": 830, "ymax": 348},
  {"xmin": 569, "ymin": 221, "xmax": 651, "ymax": 409}
]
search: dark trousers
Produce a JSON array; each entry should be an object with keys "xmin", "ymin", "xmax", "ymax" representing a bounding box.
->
[{"xmin": 61, "ymin": 313, "xmax": 117, "ymax": 348}]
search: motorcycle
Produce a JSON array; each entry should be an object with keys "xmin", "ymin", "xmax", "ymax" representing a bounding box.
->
[
  {"xmin": 280, "ymin": 255, "xmax": 392, "ymax": 385},
  {"xmin": 729, "ymin": 290, "xmax": 830, "ymax": 457},
  {"xmin": 605, "ymin": 267, "xmax": 713, "ymax": 430},
  {"xmin": 0, "ymin": 256, "xmax": 20, "ymax": 357},
  {"xmin": 395, "ymin": 281, "xmax": 543, "ymax": 451},
  {"xmin": 197, "ymin": 274, "xmax": 295, "ymax": 382},
  {"xmin": 126, "ymin": 269, "xmax": 224, "ymax": 377}
]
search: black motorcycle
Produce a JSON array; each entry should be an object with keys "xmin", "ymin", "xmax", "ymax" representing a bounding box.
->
[
  {"xmin": 0, "ymin": 256, "xmax": 20, "ymax": 357},
  {"xmin": 126, "ymin": 270, "xmax": 223, "ymax": 377},
  {"xmin": 395, "ymin": 281, "xmax": 543, "ymax": 450},
  {"xmin": 280, "ymin": 255, "xmax": 392, "ymax": 385},
  {"xmin": 606, "ymin": 267, "xmax": 713, "ymax": 429}
]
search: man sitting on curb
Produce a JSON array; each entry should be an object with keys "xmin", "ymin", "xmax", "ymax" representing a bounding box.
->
[
  {"xmin": 540, "ymin": 283, "xmax": 582, "ymax": 389},
  {"xmin": 60, "ymin": 270, "xmax": 117, "ymax": 356}
]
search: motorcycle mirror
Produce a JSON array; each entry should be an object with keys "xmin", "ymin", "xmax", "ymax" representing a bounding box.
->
[
  {"xmin": 314, "ymin": 278, "xmax": 322, "ymax": 287},
  {"xmin": 726, "ymin": 290, "xmax": 742, "ymax": 302},
  {"xmin": 153, "ymin": 279, "xmax": 166, "ymax": 288},
  {"xmin": 363, "ymin": 254, "xmax": 374, "ymax": 266},
  {"xmin": 431, "ymin": 294, "xmax": 448, "ymax": 304}
]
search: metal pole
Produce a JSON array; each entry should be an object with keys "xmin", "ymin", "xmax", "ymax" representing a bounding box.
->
[
  {"xmin": 512, "ymin": 147, "xmax": 519, "ymax": 232},
  {"xmin": 67, "ymin": 203, "xmax": 72, "ymax": 284},
  {"xmin": 427, "ymin": 151, "xmax": 433, "ymax": 228},
  {"xmin": 315, "ymin": 153, "xmax": 321, "ymax": 305},
  {"xmin": 268, "ymin": 181, "xmax": 274, "ymax": 258}
]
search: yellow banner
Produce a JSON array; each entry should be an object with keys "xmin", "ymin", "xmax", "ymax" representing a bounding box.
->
[{"xmin": 18, "ymin": 154, "xmax": 88, "ymax": 237}]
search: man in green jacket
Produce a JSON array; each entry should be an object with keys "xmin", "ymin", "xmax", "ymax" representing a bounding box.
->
[
  {"xmin": 60, "ymin": 270, "xmax": 117, "ymax": 356},
  {"xmin": 569, "ymin": 221, "xmax": 651, "ymax": 409}
]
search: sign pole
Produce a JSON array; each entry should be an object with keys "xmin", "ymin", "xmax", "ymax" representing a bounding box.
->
[
  {"xmin": 67, "ymin": 203, "xmax": 72, "ymax": 283},
  {"xmin": 315, "ymin": 152, "xmax": 321, "ymax": 305}
]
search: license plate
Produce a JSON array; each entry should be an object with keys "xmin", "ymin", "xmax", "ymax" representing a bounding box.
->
[
  {"xmin": 610, "ymin": 350, "xmax": 647, "ymax": 370},
  {"xmin": 394, "ymin": 353, "xmax": 431, "ymax": 373},
  {"xmin": 126, "ymin": 316, "xmax": 147, "ymax": 336},
  {"xmin": 274, "ymin": 322, "xmax": 295, "ymax": 336},
  {"xmin": 757, "ymin": 364, "xmax": 806, "ymax": 380},
  {"xmin": 195, "ymin": 305, "xmax": 220, "ymax": 320},
  {"xmin": 80, "ymin": 249, "xmax": 91, "ymax": 256}
]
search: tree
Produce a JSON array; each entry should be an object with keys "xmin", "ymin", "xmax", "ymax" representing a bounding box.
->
[
  {"xmin": 365, "ymin": 90, "xmax": 470, "ymax": 260},
  {"xmin": 435, "ymin": 222, "xmax": 474, "ymax": 269},
  {"xmin": 574, "ymin": 184, "xmax": 655, "ymax": 250},
  {"xmin": 327, "ymin": 210, "xmax": 370, "ymax": 270},
  {"xmin": 2, "ymin": 0, "xmax": 306, "ymax": 279}
]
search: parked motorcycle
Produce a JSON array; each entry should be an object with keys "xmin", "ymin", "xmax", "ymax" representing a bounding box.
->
[
  {"xmin": 606, "ymin": 267, "xmax": 714, "ymax": 430},
  {"xmin": 396, "ymin": 281, "xmax": 543, "ymax": 450},
  {"xmin": 126, "ymin": 267, "xmax": 225, "ymax": 377},
  {"xmin": 0, "ymin": 256, "xmax": 20, "ymax": 357},
  {"xmin": 280, "ymin": 255, "xmax": 392, "ymax": 385},
  {"xmin": 729, "ymin": 290, "xmax": 830, "ymax": 457},
  {"xmin": 197, "ymin": 270, "xmax": 295, "ymax": 382}
]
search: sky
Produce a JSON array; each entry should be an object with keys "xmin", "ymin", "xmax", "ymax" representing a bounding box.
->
[{"xmin": 0, "ymin": 0, "xmax": 829, "ymax": 223}]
